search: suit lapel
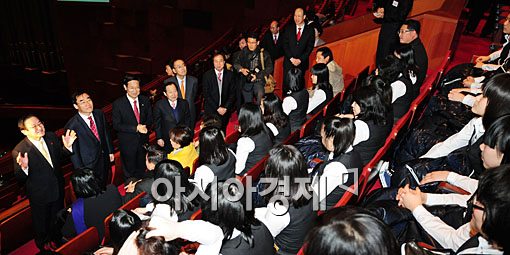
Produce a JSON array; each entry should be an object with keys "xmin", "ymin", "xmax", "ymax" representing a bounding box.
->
[
  {"xmin": 77, "ymin": 114, "xmax": 99, "ymax": 143},
  {"xmin": 26, "ymin": 137, "xmax": 54, "ymax": 169},
  {"xmin": 123, "ymin": 96, "xmax": 138, "ymax": 124},
  {"xmin": 164, "ymin": 99, "xmax": 177, "ymax": 122}
]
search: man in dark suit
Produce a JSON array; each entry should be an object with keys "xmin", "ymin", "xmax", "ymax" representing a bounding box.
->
[
  {"xmin": 282, "ymin": 7, "xmax": 315, "ymax": 94},
  {"xmin": 399, "ymin": 19, "xmax": 428, "ymax": 90},
  {"xmin": 202, "ymin": 53, "xmax": 235, "ymax": 131},
  {"xmin": 154, "ymin": 81, "xmax": 191, "ymax": 152},
  {"xmin": 64, "ymin": 91, "xmax": 114, "ymax": 187},
  {"xmin": 112, "ymin": 75, "xmax": 153, "ymax": 179},
  {"xmin": 167, "ymin": 59, "xmax": 198, "ymax": 131},
  {"xmin": 261, "ymin": 20, "xmax": 284, "ymax": 64},
  {"xmin": 13, "ymin": 115, "xmax": 76, "ymax": 251}
]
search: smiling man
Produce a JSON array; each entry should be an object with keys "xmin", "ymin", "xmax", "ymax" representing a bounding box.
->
[
  {"xmin": 64, "ymin": 90, "xmax": 114, "ymax": 187},
  {"xmin": 13, "ymin": 115, "xmax": 76, "ymax": 252}
]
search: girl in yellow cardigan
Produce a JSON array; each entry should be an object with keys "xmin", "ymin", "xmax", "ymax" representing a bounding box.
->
[{"xmin": 167, "ymin": 126, "xmax": 198, "ymax": 172}]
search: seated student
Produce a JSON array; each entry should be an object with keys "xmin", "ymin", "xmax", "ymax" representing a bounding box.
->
[
  {"xmin": 201, "ymin": 181, "xmax": 275, "ymax": 255},
  {"xmin": 119, "ymin": 218, "xmax": 223, "ymax": 255},
  {"xmin": 191, "ymin": 126, "xmax": 236, "ymax": 191},
  {"xmin": 261, "ymin": 93, "xmax": 291, "ymax": 145},
  {"xmin": 61, "ymin": 168, "xmax": 122, "ymax": 240},
  {"xmin": 119, "ymin": 183, "xmax": 274, "ymax": 254},
  {"xmin": 282, "ymin": 68, "xmax": 309, "ymax": 132},
  {"xmin": 397, "ymin": 163, "xmax": 510, "ymax": 254},
  {"xmin": 346, "ymin": 85, "xmax": 393, "ymax": 165},
  {"xmin": 417, "ymin": 114, "xmax": 510, "ymax": 209},
  {"xmin": 235, "ymin": 103, "xmax": 273, "ymax": 176},
  {"xmin": 307, "ymin": 63, "xmax": 333, "ymax": 115},
  {"xmin": 123, "ymin": 145, "xmax": 166, "ymax": 206},
  {"xmin": 94, "ymin": 209, "xmax": 143, "ymax": 255},
  {"xmin": 377, "ymin": 55, "xmax": 416, "ymax": 121},
  {"xmin": 311, "ymin": 116, "xmax": 363, "ymax": 209},
  {"xmin": 167, "ymin": 126, "xmax": 198, "ymax": 172},
  {"xmin": 140, "ymin": 159, "xmax": 201, "ymax": 221},
  {"xmin": 395, "ymin": 115, "xmax": 510, "ymax": 252},
  {"xmin": 394, "ymin": 44, "xmax": 419, "ymax": 97},
  {"xmin": 392, "ymin": 73, "xmax": 510, "ymax": 185},
  {"xmin": 255, "ymin": 145, "xmax": 316, "ymax": 255},
  {"xmin": 304, "ymin": 209, "xmax": 399, "ymax": 255}
]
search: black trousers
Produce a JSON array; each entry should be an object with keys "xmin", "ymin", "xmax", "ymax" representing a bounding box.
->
[
  {"xmin": 93, "ymin": 153, "xmax": 111, "ymax": 188},
  {"xmin": 241, "ymin": 81, "xmax": 264, "ymax": 106},
  {"xmin": 376, "ymin": 22, "xmax": 401, "ymax": 66},
  {"xmin": 30, "ymin": 197, "xmax": 63, "ymax": 250},
  {"xmin": 119, "ymin": 139, "xmax": 147, "ymax": 179}
]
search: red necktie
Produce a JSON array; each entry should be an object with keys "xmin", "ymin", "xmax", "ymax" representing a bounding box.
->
[
  {"xmin": 133, "ymin": 99, "xmax": 140, "ymax": 123},
  {"xmin": 218, "ymin": 72, "xmax": 222, "ymax": 83},
  {"xmin": 297, "ymin": 27, "xmax": 302, "ymax": 41},
  {"xmin": 88, "ymin": 116, "xmax": 100, "ymax": 141}
]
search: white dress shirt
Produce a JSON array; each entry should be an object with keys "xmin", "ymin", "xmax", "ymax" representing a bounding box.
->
[
  {"xmin": 282, "ymin": 96, "xmax": 298, "ymax": 115},
  {"xmin": 307, "ymin": 88, "xmax": 326, "ymax": 114},
  {"xmin": 311, "ymin": 148, "xmax": 353, "ymax": 203},
  {"xmin": 235, "ymin": 137, "xmax": 255, "ymax": 174},
  {"xmin": 126, "ymin": 95, "xmax": 139, "ymax": 114},
  {"xmin": 421, "ymin": 117, "xmax": 484, "ymax": 159}
]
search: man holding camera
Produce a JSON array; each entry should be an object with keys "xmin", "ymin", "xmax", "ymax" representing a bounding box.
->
[{"xmin": 233, "ymin": 32, "xmax": 273, "ymax": 105}]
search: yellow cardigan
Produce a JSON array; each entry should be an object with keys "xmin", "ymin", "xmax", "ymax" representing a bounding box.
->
[{"xmin": 167, "ymin": 144, "xmax": 198, "ymax": 172}]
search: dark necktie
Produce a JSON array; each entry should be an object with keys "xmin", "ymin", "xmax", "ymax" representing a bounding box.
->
[
  {"xmin": 133, "ymin": 99, "xmax": 140, "ymax": 123},
  {"xmin": 88, "ymin": 116, "xmax": 100, "ymax": 141}
]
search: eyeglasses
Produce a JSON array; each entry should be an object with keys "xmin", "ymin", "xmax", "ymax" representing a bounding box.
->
[
  {"xmin": 398, "ymin": 29, "xmax": 414, "ymax": 35},
  {"xmin": 27, "ymin": 122, "xmax": 44, "ymax": 130}
]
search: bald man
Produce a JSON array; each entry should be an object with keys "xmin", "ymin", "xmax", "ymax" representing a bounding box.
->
[
  {"xmin": 282, "ymin": 8, "xmax": 315, "ymax": 93},
  {"xmin": 261, "ymin": 20, "xmax": 284, "ymax": 63}
]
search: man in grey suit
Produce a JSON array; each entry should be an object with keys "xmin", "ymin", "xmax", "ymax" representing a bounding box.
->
[{"xmin": 166, "ymin": 59, "xmax": 198, "ymax": 131}]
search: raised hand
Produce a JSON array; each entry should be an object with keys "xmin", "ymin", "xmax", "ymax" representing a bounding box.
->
[
  {"xmin": 16, "ymin": 152, "xmax": 29, "ymax": 169},
  {"xmin": 62, "ymin": 129, "xmax": 77, "ymax": 148}
]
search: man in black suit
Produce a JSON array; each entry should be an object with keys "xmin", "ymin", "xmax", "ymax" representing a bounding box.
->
[
  {"xmin": 112, "ymin": 75, "xmax": 153, "ymax": 179},
  {"xmin": 399, "ymin": 19, "xmax": 428, "ymax": 90},
  {"xmin": 154, "ymin": 81, "xmax": 191, "ymax": 152},
  {"xmin": 202, "ymin": 53, "xmax": 235, "ymax": 131},
  {"xmin": 261, "ymin": 20, "xmax": 284, "ymax": 64},
  {"xmin": 282, "ymin": 7, "xmax": 315, "ymax": 94},
  {"xmin": 167, "ymin": 59, "xmax": 198, "ymax": 131},
  {"xmin": 64, "ymin": 91, "xmax": 114, "ymax": 187},
  {"xmin": 13, "ymin": 115, "xmax": 76, "ymax": 251}
]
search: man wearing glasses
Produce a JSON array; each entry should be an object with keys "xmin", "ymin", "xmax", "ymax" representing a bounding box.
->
[
  {"xmin": 399, "ymin": 19, "xmax": 428, "ymax": 89},
  {"xmin": 13, "ymin": 115, "xmax": 76, "ymax": 252}
]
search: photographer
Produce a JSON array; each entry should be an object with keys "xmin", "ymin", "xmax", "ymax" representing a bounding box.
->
[{"xmin": 233, "ymin": 32, "xmax": 273, "ymax": 105}]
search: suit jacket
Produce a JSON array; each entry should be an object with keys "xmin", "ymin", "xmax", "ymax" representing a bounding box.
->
[
  {"xmin": 64, "ymin": 109, "xmax": 114, "ymax": 171},
  {"xmin": 154, "ymin": 98, "xmax": 191, "ymax": 144},
  {"xmin": 282, "ymin": 24, "xmax": 315, "ymax": 71},
  {"xmin": 112, "ymin": 94, "xmax": 153, "ymax": 145},
  {"xmin": 202, "ymin": 69, "xmax": 235, "ymax": 114},
  {"xmin": 167, "ymin": 75, "xmax": 198, "ymax": 126},
  {"xmin": 12, "ymin": 132, "xmax": 66, "ymax": 204},
  {"xmin": 261, "ymin": 31, "xmax": 284, "ymax": 62},
  {"xmin": 409, "ymin": 38, "xmax": 428, "ymax": 89}
]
